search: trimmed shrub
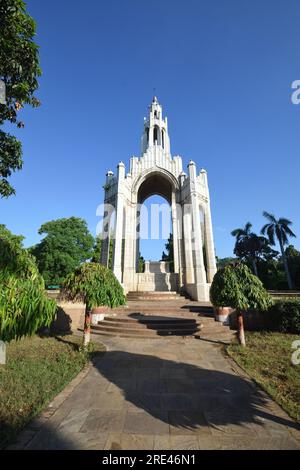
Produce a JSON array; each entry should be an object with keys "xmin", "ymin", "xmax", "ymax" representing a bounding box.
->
[
  {"xmin": 62, "ymin": 262, "xmax": 125, "ymax": 310},
  {"xmin": 266, "ymin": 299, "xmax": 300, "ymax": 334},
  {"xmin": 210, "ymin": 263, "xmax": 272, "ymax": 311}
]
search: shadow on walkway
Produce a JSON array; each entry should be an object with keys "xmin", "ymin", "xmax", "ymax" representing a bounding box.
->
[
  {"xmin": 90, "ymin": 350, "xmax": 300, "ymax": 431},
  {"xmin": 5, "ymin": 349, "xmax": 300, "ymax": 450}
]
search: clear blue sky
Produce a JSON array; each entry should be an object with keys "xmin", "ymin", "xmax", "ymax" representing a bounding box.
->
[{"xmin": 1, "ymin": 0, "xmax": 300, "ymax": 260}]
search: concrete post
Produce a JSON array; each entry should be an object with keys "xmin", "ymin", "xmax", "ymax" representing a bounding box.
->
[
  {"xmin": 122, "ymin": 202, "xmax": 136, "ymax": 290},
  {"xmin": 204, "ymin": 203, "xmax": 217, "ymax": 283},
  {"xmin": 100, "ymin": 171, "xmax": 114, "ymax": 267},
  {"xmin": 100, "ymin": 205, "xmax": 112, "ymax": 267},
  {"xmin": 171, "ymin": 190, "xmax": 179, "ymax": 274},
  {"xmin": 188, "ymin": 161, "xmax": 208, "ymax": 300},
  {"xmin": 112, "ymin": 162, "xmax": 125, "ymax": 283},
  {"xmin": 183, "ymin": 205, "xmax": 194, "ymax": 284}
]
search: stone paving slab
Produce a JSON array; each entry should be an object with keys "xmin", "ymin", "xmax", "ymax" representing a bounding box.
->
[{"xmin": 10, "ymin": 336, "xmax": 300, "ymax": 450}]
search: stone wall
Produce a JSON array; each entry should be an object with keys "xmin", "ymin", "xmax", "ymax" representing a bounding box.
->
[
  {"xmin": 51, "ymin": 302, "xmax": 85, "ymax": 333},
  {"xmin": 229, "ymin": 310, "xmax": 265, "ymax": 331}
]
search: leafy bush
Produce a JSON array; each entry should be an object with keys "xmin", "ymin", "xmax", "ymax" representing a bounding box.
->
[
  {"xmin": 210, "ymin": 263, "xmax": 273, "ymax": 311},
  {"xmin": 62, "ymin": 262, "xmax": 125, "ymax": 310},
  {"xmin": 266, "ymin": 299, "xmax": 300, "ymax": 334},
  {"xmin": 0, "ymin": 270, "xmax": 56, "ymax": 342},
  {"xmin": 0, "ymin": 225, "xmax": 56, "ymax": 342}
]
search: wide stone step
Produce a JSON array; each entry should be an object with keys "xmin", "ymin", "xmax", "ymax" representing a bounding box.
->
[
  {"xmin": 98, "ymin": 322, "xmax": 201, "ymax": 332},
  {"xmin": 90, "ymin": 328, "xmax": 235, "ymax": 342},
  {"xmin": 96, "ymin": 316, "xmax": 200, "ymax": 326},
  {"xmin": 117, "ymin": 302, "xmax": 213, "ymax": 310},
  {"xmin": 124, "ymin": 303, "xmax": 213, "ymax": 310},
  {"xmin": 90, "ymin": 330, "xmax": 197, "ymax": 340},
  {"xmin": 92, "ymin": 324, "xmax": 201, "ymax": 336},
  {"xmin": 127, "ymin": 291, "xmax": 179, "ymax": 295},
  {"xmin": 104, "ymin": 316, "xmax": 199, "ymax": 324},
  {"xmin": 109, "ymin": 312, "xmax": 213, "ymax": 321},
  {"xmin": 91, "ymin": 320, "xmax": 231, "ymax": 338},
  {"xmin": 127, "ymin": 291, "xmax": 185, "ymax": 299},
  {"xmin": 115, "ymin": 308, "xmax": 198, "ymax": 315},
  {"xmin": 102, "ymin": 317, "xmax": 221, "ymax": 327},
  {"xmin": 113, "ymin": 305, "xmax": 214, "ymax": 313},
  {"xmin": 127, "ymin": 295, "xmax": 182, "ymax": 302}
]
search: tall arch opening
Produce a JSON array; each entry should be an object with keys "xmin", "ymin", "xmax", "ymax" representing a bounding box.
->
[
  {"xmin": 133, "ymin": 172, "xmax": 179, "ymax": 291},
  {"xmin": 138, "ymin": 195, "xmax": 173, "ymax": 271}
]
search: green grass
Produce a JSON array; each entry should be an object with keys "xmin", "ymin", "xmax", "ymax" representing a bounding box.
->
[
  {"xmin": 227, "ymin": 331, "xmax": 300, "ymax": 422},
  {"xmin": 0, "ymin": 334, "xmax": 105, "ymax": 448}
]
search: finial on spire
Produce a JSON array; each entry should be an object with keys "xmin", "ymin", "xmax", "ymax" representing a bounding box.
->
[{"xmin": 152, "ymin": 87, "xmax": 157, "ymax": 102}]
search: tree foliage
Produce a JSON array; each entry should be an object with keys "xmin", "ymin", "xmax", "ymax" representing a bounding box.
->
[
  {"xmin": 30, "ymin": 217, "xmax": 94, "ymax": 286},
  {"xmin": 0, "ymin": 225, "xmax": 56, "ymax": 342},
  {"xmin": 161, "ymin": 233, "xmax": 174, "ymax": 272},
  {"xmin": 216, "ymin": 256, "xmax": 238, "ymax": 269},
  {"xmin": 210, "ymin": 263, "xmax": 273, "ymax": 312},
  {"xmin": 230, "ymin": 216, "xmax": 299, "ymax": 290},
  {"xmin": 231, "ymin": 222, "xmax": 277, "ymax": 277},
  {"xmin": 234, "ymin": 234, "xmax": 278, "ymax": 272},
  {"xmin": 267, "ymin": 299, "xmax": 300, "ymax": 334},
  {"xmin": 261, "ymin": 212, "xmax": 296, "ymax": 247},
  {"xmin": 285, "ymin": 245, "xmax": 300, "ymax": 289},
  {"xmin": 91, "ymin": 235, "xmax": 113, "ymax": 269},
  {"xmin": 0, "ymin": 0, "xmax": 41, "ymax": 197},
  {"xmin": 261, "ymin": 212, "xmax": 296, "ymax": 289},
  {"xmin": 138, "ymin": 252, "xmax": 145, "ymax": 273},
  {"xmin": 62, "ymin": 262, "xmax": 125, "ymax": 310},
  {"xmin": 0, "ymin": 223, "xmax": 37, "ymax": 278}
]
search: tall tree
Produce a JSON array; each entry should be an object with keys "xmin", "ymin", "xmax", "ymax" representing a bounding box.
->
[
  {"xmin": 285, "ymin": 245, "xmax": 300, "ymax": 290},
  {"xmin": 0, "ymin": 0, "xmax": 41, "ymax": 197},
  {"xmin": 234, "ymin": 234, "xmax": 277, "ymax": 277},
  {"xmin": 30, "ymin": 217, "xmax": 94, "ymax": 286},
  {"xmin": 231, "ymin": 223, "xmax": 261, "ymax": 276},
  {"xmin": 91, "ymin": 235, "xmax": 113, "ymax": 269},
  {"xmin": 231, "ymin": 222, "xmax": 253, "ymax": 242},
  {"xmin": 261, "ymin": 212, "xmax": 296, "ymax": 289}
]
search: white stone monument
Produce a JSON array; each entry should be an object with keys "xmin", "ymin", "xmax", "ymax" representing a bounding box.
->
[{"xmin": 100, "ymin": 97, "xmax": 217, "ymax": 301}]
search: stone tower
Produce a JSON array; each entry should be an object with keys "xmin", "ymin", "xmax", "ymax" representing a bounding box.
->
[{"xmin": 100, "ymin": 97, "xmax": 217, "ymax": 301}]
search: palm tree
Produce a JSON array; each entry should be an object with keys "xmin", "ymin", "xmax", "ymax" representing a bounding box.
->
[
  {"xmin": 231, "ymin": 223, "xmax": 260, "ymax": 276},
  {"xmin": 261, "ymin": 212, "xmax": 296, "ymax": 289},
  {"xmin": 231, "ymin": 222, "xmax": 252, "ymax": 242}
]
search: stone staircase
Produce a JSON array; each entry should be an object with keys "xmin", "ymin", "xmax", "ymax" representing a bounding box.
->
[
  {"xmin": 90, "ymin": 292, "xmax": 236, "ymax": 343},
  {"xmin": 126, "ymin": 291, "xmax": 185, "ymax": 301}
]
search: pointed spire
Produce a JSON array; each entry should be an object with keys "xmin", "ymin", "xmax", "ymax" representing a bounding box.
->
[{"xmin": 141, "ymin": 98, "xmax": 170, "ymax": 155}]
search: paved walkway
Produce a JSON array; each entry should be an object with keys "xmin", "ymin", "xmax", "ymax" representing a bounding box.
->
[{"xmin": 17, "ymin": 336, "xmax": 300, "ymax": 450}]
